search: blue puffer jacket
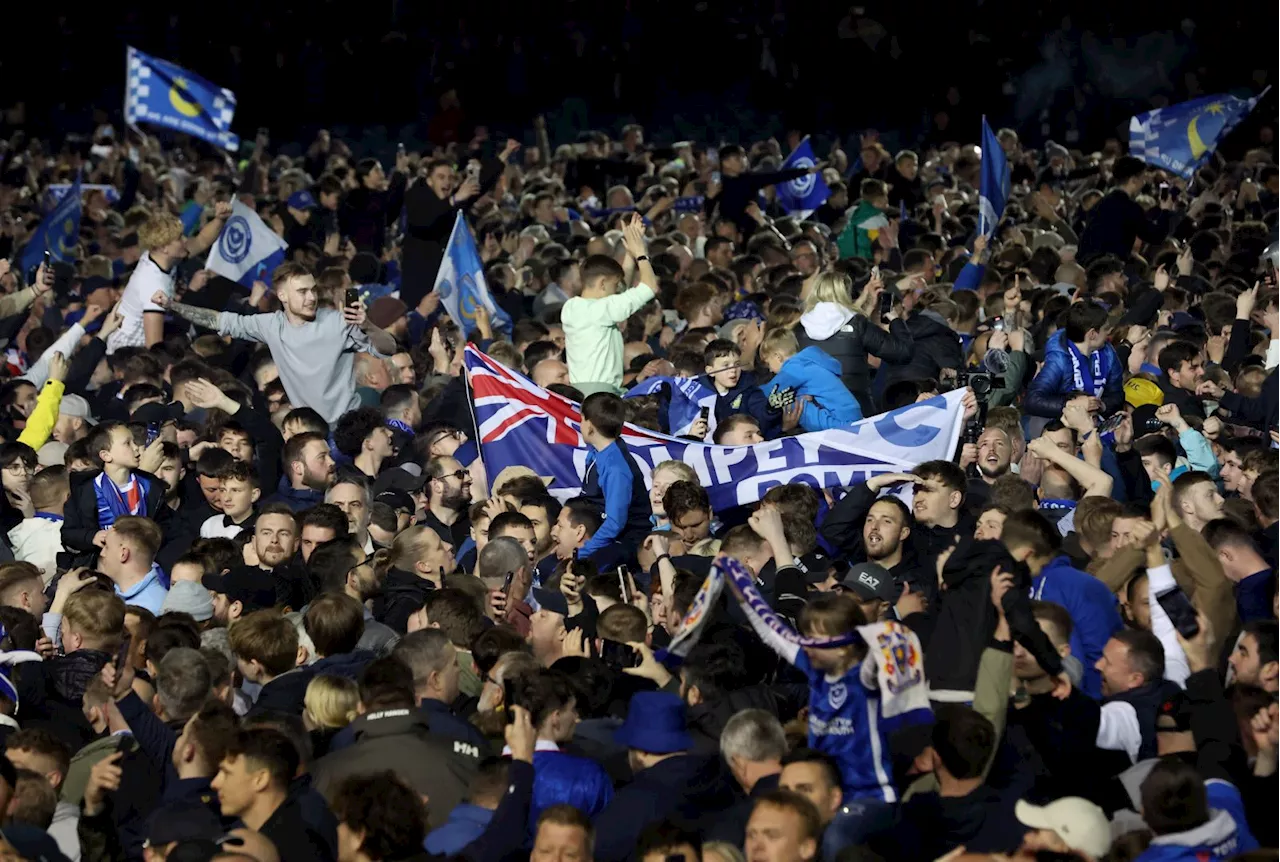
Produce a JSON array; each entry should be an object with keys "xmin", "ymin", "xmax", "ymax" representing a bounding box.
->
[
  {"xmin": 1024, "ymin": 331, "xmax": 1124, "ymax": 418},
  {"xmin": 529, "ymin": 749, "xmax": 614, "ymax": 832},
  {"xmin": 1031, "ymin": 556, "xmax": 1123, "ymax": 700},
  {"xmin": 760, "ymin": 347, "xmax": 863, "ymax": 432}
]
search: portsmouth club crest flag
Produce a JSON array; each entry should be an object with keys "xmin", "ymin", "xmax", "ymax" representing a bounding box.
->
[
  {"xmin": 205, "ymin": 200, "xmax": 288, "ymax": 286},
  {"xmin": 434, "ymin": 213, "xmax": 513, "ymax": 336},
  {"xmin": 775, "ymin": 137, "xmax": 829, "ymax": 219},
  {"xmin": 465, "ymin": 346, "xmax": 966, "ymax": 513}
]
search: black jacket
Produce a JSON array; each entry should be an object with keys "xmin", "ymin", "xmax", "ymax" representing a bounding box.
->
[
  {"xmin": 795, "ymin": 311, "xmax": 914, "ymax": 415},
  {"xmin": 593, "ymin": 754, "xmax": 736, "ymax": 862},
  {"xmin": 248, "ymin": 668, "xmax": 315, "ymax": 718},
  {"xmin": 339, "ymin": 171, "xmax": 407, "ymax": 257},
  {"xmin": 1077, "ymin": 189, "xmax": 1172, "ymax": 263},
  {"xmin": 1220, "ymin": 367, "xmax": 1279, "ymax": 432},
  {"xmin": 400, "ymin": 158, "xmax": 504, "ymax": 309},
  {"xmin": 998, "ymin": 689, "xmax": 1105, "ymax": 805},
  {"xmin": 710, "ymin": 168, "xmax": 811, "ymax": 237},
  {"xmin": 310, "ymin": 708, "xmax": 481, "ymax": 829},
  {"xmin": 257, "ymin": 795, "xmax": 336, "ymax": 862},
  {"xmin": 377, "ymin": 568, "xmax": 436, "ymax": 633},
  {"xmin": 876, "ymin": 309, "xmax": 964, "ymax": 395},
  {"xmin": 871, "ymin": 785, "xmax": 1026, "ymax": 861},
  {"xmin": 61, "ymin": 469, "xmax": 171, "ymax": 566}
]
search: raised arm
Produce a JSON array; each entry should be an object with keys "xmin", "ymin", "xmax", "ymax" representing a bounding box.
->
[
  {"xmin": 620, "ymin": 212, "xmax": 657, "ymax": 292},
  {"xmin": 1026, "ymin": 434, "xmax": 1113, "ymax": 499},
  {"xmin": 183, "ymin": 200, "xmax": 232, "ymax": 257}
]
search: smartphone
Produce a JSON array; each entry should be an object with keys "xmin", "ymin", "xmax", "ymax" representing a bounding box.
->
[
  {"xmin": 698, "ymin": 406, "xmax": 710, "ymax": 423},
  {"xmin": 877, "ymin": 291, "xmax": 893, "ymax": 319},
  {"xmin": 599, "ymin": 639, "xmax": 642, "ymax": 670},
  {"xmin": 345, "ymin": 287, "xmax": 360, "ymax": 308},
  {"xmin": 117, "ymin": 734, "xmax": 139, "ymax": 756},
  {"xmin": 991, "ymin": 316, "xmax": 1005, "ymax": 332},
  {"xmin": 501, "ymin": 571, "xmax": 515, "ymax": 596},
  {"xmin": 42, "ymin": 250, "xmax": 53, "ymax": 284},
  {"xmin": 503, "ymin": 680, "xmax": 517, "ymax": 724},
  {"xmin": 1159, "ymin": 183, "xmax": 1170, "ymax": 200},
  {"xmin": 145, "ymin": 423, "xmax": 160, "ymax": 446},
  {"xmin": 1155, "ymin": 587, "xmax": 1200, "ymax": 639},
  {"xmin": 617, "ymin": 567, "xmax": 631, "ymax": 604},
  {"xmin": 871, "ymin": 265, "xmax": 880, "ymax": 280},
  {"xmin": 1097, "ymin": 412, "xmax": 1127, "ymax": 434}
]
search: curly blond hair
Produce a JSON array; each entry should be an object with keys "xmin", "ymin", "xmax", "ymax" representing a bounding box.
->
[{"xmin": 137, "ymin": 212, "xmax": 184, "ymax": 251}]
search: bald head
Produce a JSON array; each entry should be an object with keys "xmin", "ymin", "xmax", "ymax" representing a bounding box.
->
[{"xmin": 531, "ymin": 359, "xmax": 570, "ymax": 389}]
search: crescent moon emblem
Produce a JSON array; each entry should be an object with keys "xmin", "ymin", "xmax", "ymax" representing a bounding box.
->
[
  {"xmin": 169, "ymin": 78, "xmax": 203, "ymax": 119},
  {"xmin": 1187, "ymin": 114, "xmax": 1208, "ymax": 160}
]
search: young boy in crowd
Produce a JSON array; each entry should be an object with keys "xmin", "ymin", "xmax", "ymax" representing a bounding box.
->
[
  {"xmin": 561, "ymin": 214, "xmax": 657, "ymax": 396},
  {"xmin": 759, "ymin": 329, "xmax": 863, "ymax": 432},
  {"xmin": 8, "ymin": 465, "xmax": 69, "ymax": 584},
  {"xmin": 62, "ymin": 422, "xmax": 169, "ymax": 564},
  {"xmin": 577, "ymin": 392, "xmax": 651, "ymax": 564},
  {"xmin": 201, "ymin": 460, "xmax": 262, "ymax": 539},
  {"xmin": 701, "ymin": 338, "xmax": 773, "ymax": 436}
]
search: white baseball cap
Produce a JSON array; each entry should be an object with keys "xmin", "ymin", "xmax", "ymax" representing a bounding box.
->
[{"xmin": 1015, "ymin": 797, "xmax": 1111, "ymax": 858}]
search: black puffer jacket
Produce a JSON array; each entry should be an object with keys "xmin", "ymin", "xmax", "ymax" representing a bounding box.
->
[
  {"xmin": 877, "ymin": 308, "xmax": 965, "ymax": 392},
  {"xmin": 796, "ymin": 302, "xmax": 914, "ymax": 416},
  {"xmin": 375, "ymin": 568, "xmax": 436, "ymax": 633}
]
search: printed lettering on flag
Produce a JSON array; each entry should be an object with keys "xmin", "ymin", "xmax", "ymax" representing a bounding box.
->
[{"xmin": 466, "ymin": 346, "xmax": 965, "ymax": 512}]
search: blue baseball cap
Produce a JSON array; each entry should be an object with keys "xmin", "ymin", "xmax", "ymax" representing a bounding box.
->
[{"xmin": 287, "ymin": 190, "xmax": 317, "ymax": 211}]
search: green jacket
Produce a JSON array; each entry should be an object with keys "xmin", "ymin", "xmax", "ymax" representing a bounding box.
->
[
  {"xmin": 837, "ymin": 200, "xmax": 887, "ymax": 260},
  {"xmin": 62, "ymin": 734, "xmax": 121, "ymax": 804}
]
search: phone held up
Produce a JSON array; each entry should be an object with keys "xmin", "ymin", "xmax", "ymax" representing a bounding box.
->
[
  {"xmin": 1155, "ymin": 587, "xmax": 1200, "ymax": 639},
  {"xmin": 345, "ymin": 287, "xmax": 360, "ymax": 308}
]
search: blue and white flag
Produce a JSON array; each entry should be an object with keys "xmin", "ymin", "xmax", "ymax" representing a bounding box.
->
[
  {"xmin": 44, "ymin": 183, "xmax": 118, "ymax": 211},
  {"xmin": 775, "ymin": 137, "xmax": 830, "ymax": 218},
  {"xmin": 466, "ymin": 347, "xmax": 965, "ymax": 513},
  {"xmin": 978, "ymin": 117, "xmax": 1009, "ymax": 238},
  {"xmin": 125, "ymin": 46, "xmax": 239, "ymax": 150},
  {"xmin": 626, "ymin": 376, "xmax": 719, "ymax": 438},
  {"xmin": 204, "ymin": 199, "xmax": 288, "ymax": 287},
  {"xmin": 1130, "ymin": 91, "xmax": 1267, "ymax": 179},
  {"xmin": 20, "ymin": 174, "xmax": 81, "ymax": 280},
  {"xmin": 435, "ymin": 212, "xmax": 513, "ymax": 336}
]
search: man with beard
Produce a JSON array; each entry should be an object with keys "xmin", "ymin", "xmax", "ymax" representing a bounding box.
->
[
  {"xmin": 156, "ymin": 261, "xmax": 397, "ymax": 426},
  {"xmin": 961, "ymin": 426, "xmax": 1013, "ymax": 511},
  {"xmin": 422, "ymin": 456, "xmax": 472, "ymax": 551},
  {"xmin": 379, "ymin": 384, "xmax": 421, "ymax": 467},
  {"xmin": 306, "ymin": 538, "xmax": 397, "ymax": 656},
  {"xmin": 326, "ymin": 478, "xmax": 374, "ymax": 554},
  {"xmin": 239, "ymin": 504, "xmax": 312, "ymax": 610},
  {"xmin": 859, "ymin": 496, "xmax": 933, "ymax": 606},
  {"xmin": 268, "ymin": 432, "xmax": 336, "ymax": 511}
]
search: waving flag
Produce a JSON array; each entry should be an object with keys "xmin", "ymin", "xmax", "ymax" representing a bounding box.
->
[
  {"xmin": 435, "ymin": 213, "xmax": 513, "ymax": 336},
  {"xmin": 205, "ymin": 199, "xmax": 288, "ymax": 286},
  {"xmin": 1130, "ymin": 91, "xmax": 1267, "ymax": 179},
  {"xmin": 776, "ymin": 137, "xmax": 830, "ymax": 218},
  {"xmin": 465, "ymin": 346, "xmax": 965, "ymax": 513},
  {"xmin": 625, "ymin": 376, "xmax": 719, "ymax": 438},
  {"xmin": 125, "ymin": 46, "xmax": 239, "ymax": 150},
  {"xmin": 20, "ymin": 174, "xmax": 81, "ymax": 280},
  {"xmin": 978, "ymin": 117, "xmax": 1010, "ymax": 238}
]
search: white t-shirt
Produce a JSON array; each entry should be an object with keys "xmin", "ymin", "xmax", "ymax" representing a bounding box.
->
[{"xmin": 107, "ymin": 252, "xmax": 176, "ymax": 354}]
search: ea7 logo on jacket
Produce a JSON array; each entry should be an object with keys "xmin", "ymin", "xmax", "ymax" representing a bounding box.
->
[{"xmin": 454, "ymin": 741, "xmax": 480, "ymax": 759}]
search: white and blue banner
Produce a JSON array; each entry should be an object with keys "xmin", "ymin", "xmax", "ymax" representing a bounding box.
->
[
  {"xmin": 435, "ymin": 212, "xmax": 513, "ymax": 336},
  {"xmin": 978, "ymin": 117, "xmax": 1010, "ymax": 238},
  {"xmin": 205, "ymin": 199, "xmax": 288, "ymax": 286},
  {"xmin": 626, "ymin": 375, "xmax": 719, "ymax": 438},
  {"xmin": 467, "ymin": 347, "xmax": 965, "ymax": 512},
  {"xmin": 775, "ymin": 136, "xmax": 829, "ymax": 218}
]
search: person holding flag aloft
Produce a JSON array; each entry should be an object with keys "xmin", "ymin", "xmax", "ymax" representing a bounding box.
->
[{"xmin": 710, "ymin": 144, "xmax": 822, "ymax": 238}]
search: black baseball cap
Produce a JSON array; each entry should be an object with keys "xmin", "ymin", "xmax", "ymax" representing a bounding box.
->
[
  {"xmin": 531, "ymin": 587, "xmax": 569, "ymax": 617},
  {"xmin": 374, "ymin": 488, "xmax": 415, "ymax": 515},
  {"xmin": 202, "ymin": 567, "xmax": 277, "ymax": 611},
  {"xmin": 837, "ymin": 562, "xmax": 896, "ymax": 602},
  {"xmin": 372, "ymin": 467, "xmax": 426, "ymax": 497}
]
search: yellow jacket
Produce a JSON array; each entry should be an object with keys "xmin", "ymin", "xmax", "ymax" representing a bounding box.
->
[{"xmin": 18, "ymin": 379, "xmax": 64, "ymax": 452}]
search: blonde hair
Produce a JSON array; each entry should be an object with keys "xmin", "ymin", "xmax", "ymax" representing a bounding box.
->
[
  {"xmin": 380, "ymin": 526, "xmax": 436, "ymax": 576},
  {"xmin": 760, "ymin": 327, "xmax": 799, "ymax": 360},
  {"xmin": 304, "ymin": 674, "xmax": 359, "ymax": 730},
  {"xmin": 803, "ymin": 271, "xmax": 856, "ymax": 313},
  {"xmin": 137, "ymin": 212, "xmax": 184, "ymax": 251},
  {"xmin": 63, "ymin": 590, "xmax": 126, "ymax": 651},
  {"xmin": 703, "ymin": 842, "xmax": 747, "ymax": 862},
  {"xmin": 653, "ymin": 460, "xmax": 697, "ymax": 485}
]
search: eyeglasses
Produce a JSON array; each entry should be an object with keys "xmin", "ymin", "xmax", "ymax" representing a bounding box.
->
[{"xmin": 437, "ymin": 469, "xmax": 469, "ymax": 482}]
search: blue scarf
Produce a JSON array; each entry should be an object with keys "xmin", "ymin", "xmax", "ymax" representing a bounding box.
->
[
  {"xmin": 93, "ymin": 472, "xmax": 151, "ymax": 530},
  {"xmin": 1067, "ymin": 340, "xmax": 1107, "ymax": 398},
  {"xmin": 386, "ymin": 419, "xmax": 414, "ymax": 436}
]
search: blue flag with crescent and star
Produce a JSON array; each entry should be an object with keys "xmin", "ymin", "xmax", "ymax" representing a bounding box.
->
[
  {"xmin": 124, "ymin": 46, "xmax": 239, "ymax": 150},
  {"xmin": 434, "ymin": 212, "xmax": 512, "ymax": 336},
  {"xmin": 1129, "ymin": 92, "xmax": 1266, "ymax": 179},
  {"xmin": 775, "ymin": 137, "xmax": 830, "ymax": 218},
  {"xmin": 20, "ymin": 173, "xmax": 81, "ymax": 280},
  {"xmin": 978, "ymin": 117, "xmax": 1009, "ymax": 238}
]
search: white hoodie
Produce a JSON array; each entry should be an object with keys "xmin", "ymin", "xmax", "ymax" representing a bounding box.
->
[
  {"xmin": 799, "ymin": 301, "xmax": 857, "ymax": 341},
  {"xmin": 8, "ymin": 517, "xmax": 63, "ymax": 586}
]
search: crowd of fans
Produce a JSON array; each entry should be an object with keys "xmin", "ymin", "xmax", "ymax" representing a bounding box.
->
[{"xmin": 0, "ymin": 105, "xmax": 1271, "ymax": 862}]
